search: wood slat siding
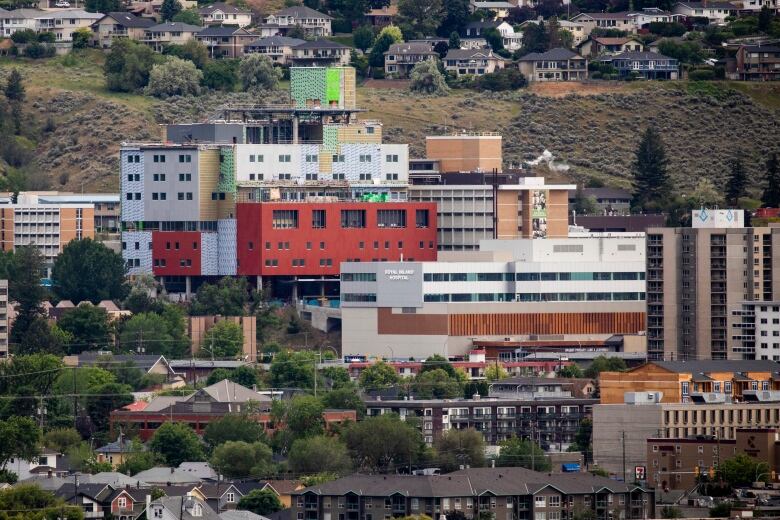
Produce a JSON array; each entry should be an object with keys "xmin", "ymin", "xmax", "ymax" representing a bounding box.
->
[{"xmin": 448, "ymin": 312, "xmax": 646, "ymax": 336}]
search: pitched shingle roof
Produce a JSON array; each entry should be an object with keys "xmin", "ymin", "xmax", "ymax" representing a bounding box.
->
[
  {"xmin": 102, "ymin": 12, "xmax": 155, "ymax": 28},
  {"xmin": 650, "ymin": 360, "xmax": 778, "ymax": 374},
  {"xmin": 675, "ymin": 1, "xmax": 736, "ymax": 9},
  {"xmin": 444, "ymin": 48, "xmax": 502, "ymax": 60},
  {"xmin": 293, "ymin": 38, "xmax": 349, "ymax": 49},
  {"xmin": 197, "ymin": 25, "xmax": 252, "ymax": 36},
  {"xmin": 605, "ymin": 51, "xmax": 676, "ymax": 60},
  {"xmin": 272, "ymin": 5, "xmax": 332, "ymax": 19},
  {"xmin": 517, "ymin": 48, "xmax": 582, "ymax": 61},
  {"xmin": 245, "ymin": 35, "xmax": 305, "ymax": 48},
  {"xmin": 146, "ymin": 22, "xmax": 204, "ymax": 33},
  {"xmin": 385, "ymin": 42, "xmax": 437, "ymax": 55},
  {"xmin": 199, "ymin": 2, "xmax": 251, "ymax": 15}
]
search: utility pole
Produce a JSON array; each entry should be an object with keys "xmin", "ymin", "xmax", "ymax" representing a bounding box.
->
[
  {"xmin": 72, "ymin": 366, "xmax": 77, "ymax": 428},
  {"xmin": 622, "ymin": 431, "xmax": 627, "ymax": 483}
]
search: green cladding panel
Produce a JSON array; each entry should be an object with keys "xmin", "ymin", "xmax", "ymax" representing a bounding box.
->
[
  {"xmin": 291, "ymin": 67, "xmax": 327, "ymax": 109},
  {"xmin": 218, "ymin": 146, "xmax": 236, "ymax": 193},
  {"xmin": 326, "ymin": 68, "xmax": 342, "ymax": 104}
]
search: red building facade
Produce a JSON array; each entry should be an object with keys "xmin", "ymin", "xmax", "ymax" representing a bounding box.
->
[
  {"xmin": 236, "ymin": 201, "xmax": 438, "ymax": 276},
  {"xmin": 152, "ymin": 231, "xmax": 202, "ymax": 276}
]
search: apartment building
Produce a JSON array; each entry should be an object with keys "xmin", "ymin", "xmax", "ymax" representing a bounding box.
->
[
  {"xmin": 646, "ymin": 210, "xmax": 780, "ymax": 361},
  {"xmin": 593, "ymin": 398, "xmax": 780, "ymax": 476},
  {"xmin": 732, "ymin": 301, "xmax": 780, "ymax": 360},
  {"xmin": 0, "ymin": 280, "xmax": 7, "ymax": 359},
  {"xmin": 646, "ymin": 428, "xmax": 780, "ymax": 491},
  {"xmin": 365, "ymin": 394, "xmax": 595, "ymax": 449},
  {"xmin": 425, "ymin": 133, "xmax": 503, "ymax": 174},
  {"xmin": 735, "ymin": 45, "xmax": 780, "ymax": 81},
  {"xmin": 340, "ymin": 233, "xmax": 646, "ymax": 358},
  {"xmin": 0, "ymin": 193, "xmax": 94, "ymax": 268},
  {"xmin": 600, "ymin": 360, "xmax": 780, "ymax": 404},
  {"xmin": 292, "ymin": 469, "xmax": 655, "ymax": 520}
]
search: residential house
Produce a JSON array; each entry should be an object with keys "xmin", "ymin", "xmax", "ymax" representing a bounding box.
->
[
  {"xmin": 578, "ymin": 36, "xmax": 645, "ymax": 57},
  {"xmin": 148, "ymin": 496, "xmax": 219, "ymax": 520},
  {"xmin": 672, "ymin": 1, "xmax": 737, "ymax": 24},
  {"xmin": 243, "ymin": 35, "xmax": 304, "ymax": 65},
  {"xmin": 218, "ymin": 511, "xmax": 270, "ymax": 520},
  {"xmin": 92, "ymin": 12, "xmax": 155, "ymax": 48},
  {"xmin": 520, "ymin": 18, "xmax": 591, "ymax": 45},
  {"xmin": 197, "ymin": 483, "xmax": 243, "ymax": 512},
  {"xmin": 570, "ymin": 12, "xmax": 639, "ymax": 34},
  {"xmin": 128, "ymin": 0, "xmax": 197, "ymax": 19},
  {"xmin": 107, "ymin": 488, "xmax": 150, "ymax": 520},
  {"xmin": 1, "ymin": 9, "xmax": 39, "ymax": 37},
  {"xmin": 470, "ymin": 0, "xmax": 514, "ymax": 19},
  {"xmin": 1, "ymin": 8, "xmax": 102, "ymax": 42},
  {"xmin": 63, "ymin": 351, "xmax": 177, "ymax": 381},
  {"xmin": 627, "ymin": 7, "xmax": 680, "ymax": 27},
  {"xmin": 365, "ymin": 4, "xmax": 397, "ymax": 27},
  {"xmin": 443, "ymin": 48, "xmax": 506, "ymax": 77},
  {"xmin": 95, "ymin": 437, "xmax": 144, "ymax": 469},
  {"xmin": 567, "ymin": 187, "xmax": 633, "ymax": 214},
  {"xmin": 261, "ymin": 480, "xmax": 304, "ymax": 508},
  {"xmin": 179, "ymin": 462, "xmax": 218, "ymax": 481},
  {"xmin": 599, "ymin": 50, "xmax": 679, "ymax": 79},
  {"xmin": 263, "ymin": 5, "xmax": 332, "ymax": 37},
  {"xmin": 132, "ymin": 467, "xmax": 205, "ymax": 486},
  {"xmin": 55, "ymin": 483, "xmax": 114, "ymax": 520},
  {"xmin": 198, "ymin": 3, "xmax": 252, "ymax": 28},
  {"xmin": 516, "ymin": 48, "xmax": 588, "ymax": 82},
  {"xmin": 734, "ymin": 44, "xmax": 780, "ymax": 81},
  {"xmin": 3, "ymin": 450, "xmax": 70, "ymax": 480},
  {"xmin": 461, "ymin": 37, "xmax": 490, "ymax": 49},
  {"xmin": 289, "ymin": 38, "xmax": 350, "ymax": 66},
  {"xmin": 732, "ymin": 0, "xmax": 779, "ymax": 13},
  {"xmin": 143, "ymin": 21, "xmax": 203, "ymax": 52},
  {"xmin": 169, "ymin": 360, "xmax": 253, "ymax": 385},
  {"xmin": 196, "ymin": 26, "xmax": 256, "ymax": 58},
  {"xmin": 291, "ymin": 468, "xmax": 656, "ymax": 520},
  {"xmin": 384, "ymin": 42, "xmax": 439, "ymax": 78}
]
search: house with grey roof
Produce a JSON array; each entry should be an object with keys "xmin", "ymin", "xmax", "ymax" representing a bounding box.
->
[
  {"xmin": 384, "ymin": 42, "xmax": 438, "ymax": 78},
  {"xmin": 133, "ymin": 467, "xmax": 205, "ymax": 486},
  {"xmin": 292, "ymin": 468, "xmax": 655, "ymax": 519},
  {"xmin": 55, "ymin": 482, "xmax": 114, "ymax": 519},
  {"xmin": 517, "ymin": 48, "xmax": 588, "ymax": 82},
  {"xmin": 198, "ymin": 2, "xmax": 252, "ymax": 28},
  {"xmin": 195, "ymin": 25, "xmax": 256, "ymax": 58},
  {"xmin": 289, "ymin": 38, "xmax": 350, "ymax": 66},
  {"xmin": 443, "ymin": 48, "xmax": 506, "ymax": 77},
  {"xmin": 65, "ymin": 351, "xmax": 176, "ymax": 378},
  {"xmin": 470, "ymin": 1, "xmax": 515, "ymax": 19},
  {"xmin": 570, "ymin": 11, "xmax": 640, "ymax": 33},
  {"xmin": 143, "ymin": 21, "xmax": 202, "ymax": 51},
  {"xmin": 568, "ymin": 187, "xmax": 633, "ymax": 214},
  {"xmin": 149, "ymin": 496, "xmax": 220, "ymax": 520},
  {"xmin": 673, "ymin": 1, "xmax": 737, "ymax": 23},
  {"xmin": 598, "ymin": 50, "xmax": 679, "ymax": 79},
  {"xmin": 92, "ymin": 12, "xmax": 155, "ymax": 48},
  {"xmin": 264, "ymin": 5, "xmax": 332, "ymax": 37},
  {"xmin": 243, "ymin": 35, "xmax": 305, "ymax": 65},
  {"xmin": 219, "ymin": 511, "xmax": 270, "ymax": 520}
]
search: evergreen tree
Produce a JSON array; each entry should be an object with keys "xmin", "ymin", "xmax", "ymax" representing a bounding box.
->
[
  {"xmin": 725, "ymin": 158, "xmax": 747, "ymax": 206},
  {"xmin": 160, "ymin": 0, "xmax": 182, "ymax": 22},
  {"xmin": 448, "ymin": 31, "xmax": 461, "ymax": 49},
  {"xmin": 631, "ymin": 126, "xmax": 671, "ymax": 211},
  {"xmin": 4, "ymin": 70, "xmax": 25, "ymax": 103},
  {"xmin": 762, "ymin": 153, "xmax": 780, "ymax": 208}
]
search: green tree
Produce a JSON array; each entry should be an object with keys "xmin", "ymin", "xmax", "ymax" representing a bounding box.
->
[
  {"xmin": 15, "ymin": 317, "xmax": 70, "ymax": 356},
  {"xmin": 412, "ymin": 368, "xmax": 462, "ymax": 399},
  {"xmin": 657, "ymin": 40, "xmax": 704, "ymax": 64},
  {"xmin": 149, "ymin": 422, "xmax": 205, "ymax": 466},
  {"xmin": 0, "ymin": 417, "xmax": 41, "ymax": 467},
  {"xmin": 190, "ymin": 277, "xmax": 251, "ymax": 316},
  {"xmin": 287, "ymin": 25, "xmax": 306, "ymax": 39},
  {"xmin": 718, "ymin": 453, "xmax": 769, "ymax": 488},
  {"xmin": 631, "ymin": 126, "xmax": 671, "ymax": 211},
  {"xmin": 762, "ymin": 153, "xmax": 780, "ymax": 208},
  {"xmin": 483, "ymin": 27, "xmax": 504, "ymax": 52},
  {"xmin": 583, "ymin": 356, "xmax": 626, "ymax": 378},
  {"xmin": 172, "ymin": 8, "xmax": 202, "ymax": 26},
  {"xmin": 568, "ymin": 418, "xmax": 593, "ymax": 464},
  {"xmin": 85, "ymin": 382, "xmax": 133, "ymax": 433},
  {"xmin": 269, "ymin": 350, "xmax": 317, "ymax": 390},
  {"xmin": 368, "ymin": 27, "xmax": 401, "ymax": 68},
  {"xmin": 105, "ymin": 38, "xmax": 163, "ymax": 92},
  {"xmin": 476, "ymin": 68, "xmax": 527, "ymax": 91},
  {"xmin": 202, "ymin": 59, "xmax": 239, "ymax": 91},
  {"xmin": 321, "ymin": 366, "xmax": 352, "ymax": 389},
  {"xmin": 203, "ymin": 413, "xmax": 266, "ymax": 452},
  {"xmin": 321, "ymin": 387, "xmax": 365, "ymax": 418},
  {"xmin": 519, "ymin": 22, "xmax": 548, "ymax": 55},
  {"xmin": 0, "ymin": 354, "xmax": 63, "ymax": 396},
  {"xmin": 573, "ymin": 185, "xmax": 597, "ymax": 215},
  {"xmin": 146, "ymin": 57, "xmax": 202, "ymax": 98},
  {"xmin": 8, "ymin": 246, "xmax": 48, "ymax": 351},
  {"xmin": 358, "ymin": 361, "xmax": 400, "ymax": 390},
  {"xmin": 116, "ymin": 441, "xmax": 159, "ymax": 475},
  {"xmin": 43, "ymin": 428, "xmax": 82, "ymax": 453},
  {"xmin": 164, "ymin": 39, "xmax": 209, "ymax": 68},
  {"xmin": 85, "ymin": 0, "xmax": 120, "ymax": 12},
  {"xmin": 239, "ymin": 54, "xmax": 282, "ymax": 92},
  {"xmin": 485, "ymin": 364, "xmax": 508, "ymax": 381},
  {"xmin": 397, "ymin": 0, "xmax": 443, "ymax": 38},
  {"xmin": 0, "ymin": 484, "xmax": 83, "ymax": 520},
  {"xmin": 211, "ymin": 440, "xmax": 274, "ymax": 478},
  {"xmin": 690, "ymin": 178, "xmax": 725, "ymax": 208},
  {"xmin": 52, "ymin": 238, "xmax": 128, "ymax": 304},
  {"xmin": 448, "ymin": 31, "xmax": 461, "ymax": 49},
  {"xmin": 66, "ymin": 442, "xmax": 113, "ymax": 474},
  {"xmin": 200, "ymin": 320, "xmax": 244, "ymax": 359},
  {"xmin": 238, "ymin": 489, "xmax": 283, "ymax": 516},
  {"xmin": 119, "ymin": 310, "xmax": 189, "ymax": 358},
  {"xmin": 434, "ymin": 428, "xmax": 486, "ymax": 472},
  {"xmin": 758, "ymin": 5, "xmax": 772, "ymax": 32},
  {"xmin": 288, "ymin": 435, "xmax": 352, "ymax": 475},
  {"xmin": 344, "ymin": 414, "xmax": 424, "ymax": 473},
  {"xmin": 353, "ymin": 25, "xmax": 374, "ymax": 51},
  {"xmin": 349, "ymin": 49, "xmax": 370, "ymax": 77},
  {"xmin": 661, "ymin": 506, "xmax": 684, "ymax": 519},
  {"xmin": 285, "ymin": 395, "xmax": 325, "ymax": 439},
  {"xmin": 496, "ymin": 436, "xmax": 551, "ymax": 471},
  {"xmin": 160, "ymin": 0, "xmax": 182, "ymax": 21},
  {"xmin": 4, "ymin": 69, "xmax": 25, "ymax": 103},
  {"xmin": 420, "ymin": 354, "xmax": 456, "ymax": 377},
  {"xmin": 439, "ymin": 0, "xmax": 470, "ymax": 37},
  {"xmin": 72, "ymin": 27, "xmax": 92, "ymax": 49},
  {"xmin": 558, "ymin": 364, "xmax": 584, "ymax": 378},
  {"xmin": 409, "ymin": 59, "xmax": 449, "ymax": 95},
  {"xmin": 57, "ymin": 305, "xmax": 112, "ymax": 354}
]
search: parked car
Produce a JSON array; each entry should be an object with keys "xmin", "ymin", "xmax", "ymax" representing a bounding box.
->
[{"xmin": 55, "ymin": 0, "xmax": 70, "ymax": 6}]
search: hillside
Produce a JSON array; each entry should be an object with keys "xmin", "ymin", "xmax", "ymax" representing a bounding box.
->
[{"xmin": 1, "ymin": 52, "xmax": 779, "ymax": 195}]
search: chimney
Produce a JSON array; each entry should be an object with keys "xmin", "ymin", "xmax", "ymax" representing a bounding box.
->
[{"xmin": 146, "ymin": 494, "xmax": 151, "ymax": 514}]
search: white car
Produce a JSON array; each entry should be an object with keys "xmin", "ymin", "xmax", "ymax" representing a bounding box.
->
[{"xmin": 55, "ymin": 0, "xmax": 71, "ymax": 7}]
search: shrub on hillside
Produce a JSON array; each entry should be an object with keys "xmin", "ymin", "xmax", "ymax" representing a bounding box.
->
[
  {"xmin": 689, "ymin": 69, "xmax": 715, "ymax": 81},
  {"xmin": 10, "ymin": 29, "xmax": 37, "ymax": 44},
  {"xmin": 409, "ymin": 59, "xmax": 449, "ymax": 96},
  {"xmin": 146, "ymin": 57, "xmax": 202, "ymax": 98},
  {"xmin": 238, "ymin": 53, "xmax": 281, "ymax": 92},
  {"xmin": 476, "ymin": 68, "xmax": 527, "ymax": 91},
  {"xmin": 24, "ymin": 42, "xmax": 56, "ymax": 59}
]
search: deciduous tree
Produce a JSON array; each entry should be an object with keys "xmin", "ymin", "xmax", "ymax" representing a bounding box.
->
[
  {"xmin": 288, "ymin": 435, "xmax": 352, "ymax": 475},
  {"xmin": 146, "ymin": 57, "xmax": 202, "ymax": 98},
  {"xmin": 238, "ymin": 489, "xmax": 283, "ymax": 516},
  {"xmin": 344, "ymin": 414, "xmax": 424, "ymax": 473},
  {"xmin": 203, "ymin": 413, "xmax": 266, "ymax": 452},
  {"xmin": 239, "ymin": 54, "xmax": 282, "ymax": 92},
  {"xmin": 210, "ymin": 440, "xmax": 274, "ymax": 478},
  {"xmin": 52, "ymin": 238, "xmax": 128, "ymax": 304},
  {"xmin": 358, "ymin": 361, "xmax": 399, "ymax": 390},
  {"xmin": 57, "ymin": 305, "xmax": 112, "ymax": 354},
  {"xmin": 496, "ymin": 436, "xmax": 551, "ymax": 471},
  {"xmin": 434, "ymin": 428, "xmax": 486, "ymax": 472},
  {"xmin": 200, "ymin": 320, "xmax": 243, "ymax": 359},
  {"xmin": 160, "ymin": 0, "xmax": 182, "ymax": 21},
  {"xmin": 149, "ymin": 423, "xmax": 204, "ymax": 466},
  {"xmin": 409, "ymin": 60, "xmax": 449, "ymax": 95},
  {"xmin": 353, "ymin": 25, "xmax": 374, "ymax": 51}
]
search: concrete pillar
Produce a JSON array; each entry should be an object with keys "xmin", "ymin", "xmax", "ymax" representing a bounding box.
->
[
  {"xmin": 291, "ymin": 277, "xmax": 299, "ymax": 303},
  {"xmin": 292, "ymin": 116, "xmax": 299, "ymax": 144},
  {"xmin": 185, "ymin": 276, "xmax": 191, "ymax": 298},
  {"xmin": 256, "ymin": 275, "xmax": 263, "ymax": 291}
]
